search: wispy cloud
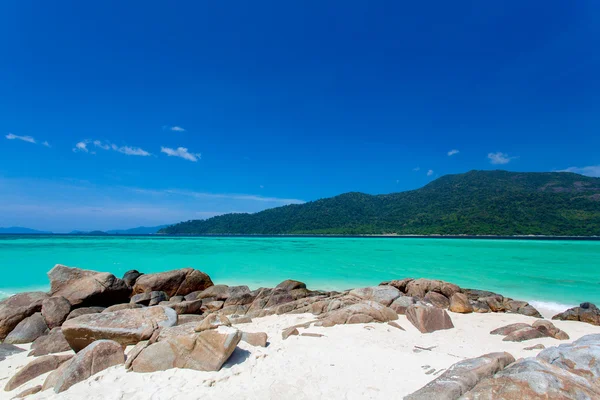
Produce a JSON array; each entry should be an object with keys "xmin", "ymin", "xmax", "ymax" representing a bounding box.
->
[
  {"xmin": 488, "ymin": 152, "xmax": 516, "ymax": 165},
  {"xmin": 93, "ymin": 140, "xmax": 110, "ymax": 150},
  {"xmin": 6, "ymin": 133, "xmax": 50, "ymax": 147},
  {"xmin": 161, "ymin": 146, "xmax": 201, "ymax": 162},
  {"xmin": 158, "ymin": 189, "xmax": 305, "ymax": 205},
  {"xmin": 73, "ymin": 141, "xmax": 89, "ymax": 153},
  {"xmin": 109, "ymin": 143, "xmax": 151, "ymax": 156},
  {"xmin": 427, "ymin": 169, "xmax": 434, "ymax": 176},
  {"xmin": 163, "ymin": 125, "xmax": 186, "ymax": 132},
  {"xmin": 74, "ymin": 140, "xmax": 151, "ymax": 156},
  {"xmin": 447, "ymin": 149, "xmax": 459, "ymax": 156},
  {"xmin": 559, "ymin": 165, "xmax": 600, "ymax": 178},
  {"xmin": 412, "ymin": 167, "xmax": 420, "ymax": 172}
]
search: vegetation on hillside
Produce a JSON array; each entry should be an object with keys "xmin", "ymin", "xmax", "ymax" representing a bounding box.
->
[{"xmin": 159, "ymin": 170, "xmax": 600, "ymax": 236}]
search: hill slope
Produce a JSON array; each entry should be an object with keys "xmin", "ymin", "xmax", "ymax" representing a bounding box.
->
[{"xmin": 159, "ymin": 171, "xmax": 600, "ymax": 236}]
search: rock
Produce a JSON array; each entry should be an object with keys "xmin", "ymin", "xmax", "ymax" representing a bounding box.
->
[
  {"xmin": 48, "ymin": 265, "xmax": 130, "ymax": 307},
  {"xmin": 490, "ymin": 323, "xmax": 531, "ymax": 336},
  {"xmin": 405, "ymin": 352, "xmax": 515, "ymax": 400},
  {"xmin": 12, "ymin": 385, "xmax": 42, "ymax": 398},
  {"xmin": 231, "ymin": 316, "xmax": 253, "ymax": 324},
  {"xmin": 29, "ymin": 328, "xmax": 72, "ymax": 357},
  {"xmin": 177, "ymin": 314, "xmax": 204, "ymax": 325},
  {"xmin": 62, "ymin": 306, "xmax": 177, "ymax": 352},
  {"xmin": 471, "ymin": 300, "xmax": 491, "ymax": 313},
  {"xmin": 482, "ymin": 295, "xmax": 505, "ymax": 312},
  {"xmin": 282, "ymin": 327, "xmax": 299, "ymax": 340},
  {"xmin": 0, "ymin": 291, "xmax": 49, "ymax": 340},
  {"xmin": 388, "ymin": 321, "xmax": 405, "ymax": 330},
  {"xmin": 156, "ymin": 323, "xmax": 197, "ymax": 342},
  {"xmin": 45, "ymin": 340, "xmax": 125, "ymax": 393},
  {"xmin": 424, "ymin": 292, "xmax": 450, "ymax": 309},
  {"xmin": 275, "ymin": 279, "xmax": 306, "ymax": 291},
  {"xmin": 503, "ymin": 327, "xmax": 547, "ymax": 342},
  {"xmin": 405, "ymin": 304, "xmax": 454, "ymax": 333},
  {"xmin": 532, "ymin": 320, "xmax": 569, "ymax": 340},
  {"xmin": 348, "ymin": 286, "xmax": 401, "ymax": 306},
  {"xmin": 317, "ymin": 301, "xmax": 398, "ymax": 327},
  {"xmin": 202, "ymin": 301, "xmax": 224, "ymax": 312},
  {"xmin": 161, "ymin": 299, "xmax": 203, "ymax": 315},
  {"xmin": 223, "ymin": 292, "xmax": 257, "ymax": 307},
  {"xmin": 4, "ymin": 313, "xmax": 49, "ymax": 344},
  {"xmin": 131, "ymin": 326, "xmax": 242, "ymax": 372},
  {"xmin": 186, "ymin": 285, "xmax": 251, "ymax": 302},
  {"xmin": 241, "ymin": 331, "xmax": 268, "ymax": 347},
  {"xmin": 103, "ymin": 303, "xmax": 144, "ymax": 313},
  {"xmin": 449, "ymin": 293, "xmax": 473, "ymax": 313},
  {"xmin": 195, "ymin": 314, "xmax": 231, "ymax": 332},
  {"xmin": 130, "ymin": 291, "xmax": 169, "ymax": 306},
  {"xmin": 122, "ymin": 270, "xmax": 142, "ymax": 287},
  {"xmin": 504, "ymin": 300, "xmax": 542, "ymax": 318},
  {"xmin": 405, "ymin": 279, "xmax": 460, "ymax": 299},
  {"xmin": 65, "ymin": 307, "xmax": 105, "ymax": 320},
  {"xmin": 389, "ymin": 296, "xmax": 417, "ymax": 314},
  {"xmin": 462, "ymin": 334, "xmax": 600, "ymax": 399},
  {"xmin": 170, "ymin": 296, "xmax": 184, "ymax": 303},
  {"xmin": 0, "ymin": 343, "xmax": 25, "ymax": 362},
  {"xmin": 553, "ymin": 302, "xmax": 600, "ymax": 326},
  {"xmin": 41, "ymin": 297, "xmax": 71, "ymax": 329},
  {"xmin": 4, "ymin": 354, "xmax": 73, "ymax": 391},
  {"xmin": 301, "ymin": 332, "xmax": 324, "ymax": 337},
  {"xmin": 132, "ymin": 268, "xmax": 213, "ymax": 297},
  {"xmin": 380, "ymin": 278, "xmax": 414, "ymax": 292},
  {"xmin": 124, "ymin": 340, "xmax": 149, "ymax": 370},
  {"xmin": 524, "ymin": 344, "xmax": 545, "ymax": 350}
]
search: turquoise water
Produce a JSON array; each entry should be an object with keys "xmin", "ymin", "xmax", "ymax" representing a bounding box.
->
[{"xmin": 0, "ymin": 235, "xmax": 599, "ymax": 308}]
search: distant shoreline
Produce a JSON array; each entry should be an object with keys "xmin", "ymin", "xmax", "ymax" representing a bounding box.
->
[{"xmin": 1, "ymin": 233, "xmax": 599, "ymax": 241}]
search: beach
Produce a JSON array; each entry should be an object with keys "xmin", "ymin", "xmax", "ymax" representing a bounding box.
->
[{"xmin": 2, "ymin": 311, "xmax": 599, "ymax": 399}]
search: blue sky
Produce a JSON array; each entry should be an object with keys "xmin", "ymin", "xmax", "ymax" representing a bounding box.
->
[{"xmin": 1, "ymin": 1, "xmax": 599, "ymax": 232}]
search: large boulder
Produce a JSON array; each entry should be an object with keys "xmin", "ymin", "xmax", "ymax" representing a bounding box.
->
[
  {"xmin": 132, "ymin": 268, "xmax": 213, "ymax": 297},
  {"xmin": 275, "ymin": 280, "xmax": 306, "ymax": 291},
  {"xmin": 405, "ymin": 352, "xmax": 515, "ymax": 400},
  {"xmin": 532, "ymin": 320, "xmax": 569, "ymax": 340},
  {"xmin": 130, "ymin": 291, "xmax": 169, "ymax": 306},
  {"xmin": 185, "ymin": 285, "xmax": 251, "ymax": 302},
  {"xmin": 389, "ymin": 296, "xmax": 417, "ymax": 314},
  {"xmin": 41, "ymin": 297, "xmax": 71, "ymax": 329},
  {"xmin": 502, "ymin": 327, "xmax": 546, "ymax": 342},
  {"xmin": 131, "ymin": 326, "xmax": 242, "ymax": 372},
  {"xmin": 462, "ymin": 334, "xmax": 600, "ymax": 399},
  {"xmin": 4, "ymin": 354, "xmax": 73, "ymax": 392},
  {"xmin": 29, "ymin": 328, "xmax": 72, "ymax": 357},
  {"xmin": 448, "ymin": 293, "xmax": 473, "ymax": 313},
  {"xmin": 65, "ymin": 306, "xmax": 105, "ymax": 320},
  {"xmin": 48, "ymin": 265, "xmax": 130, "ymax": 307},
  {"xmin": 553, "ymin": 302, "xmax": 600, "ymax": 326},
  {"xmin": 423, "ymin": 292, "xmax": 450, "ymax": 309},
  {"xmin": 490, "ymin": 323, "xmax": 531, "ymax": 336},
  {"xmin": 406, "ymin": 304, "xmax": 454, "ymax": 333},
  {"xmin": 43, "ymin": 340, "xmax": 125, "ymax": 394},
  {"xmin": 504, "ymin": 300, "xmax": 542, "ymax": 318},
  {"xmin": 0, "ymin": 291, "xmax": 48, "ymax": 340},
  {"xmin": 122, "ymin": 270, "xmax": 142, "ymax": 288},
  {"xmin": 380, "ymin": 278, "xmax": 414, "ymax": 293},
  {"xmin": 61, "ymin": 306, "xmax": 177, "ymax": 352},
  {"xmin": 317, "ymin": 301, "xmax": 398, "ymax": 327},
  {"xmin": 348, "ymin": 286, "xmax": 401, "ymax": 306},
  {"xmin": 195, "ymin": 314, "xmax": 231, "ymax": 332},
  {"xmin": 4, "ymin": 313, "xmax": 49, "ymax": 344},
  {"xmin": 160, "ymin": 299, "xmax": 203, "ymax": 315},
  {"xmin": 405, "ymin": 279, "xmax": 460, "ymax": 299}
]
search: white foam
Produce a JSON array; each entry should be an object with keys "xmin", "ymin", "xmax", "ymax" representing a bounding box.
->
[{"xmin": 528, "ymin": 300, "xmax": 577, "ymax": 319}]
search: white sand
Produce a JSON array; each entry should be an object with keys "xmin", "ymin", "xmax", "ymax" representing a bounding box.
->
[{"xmin": 2, "ymin": 312, "xmax": 600, "ymax": 400}]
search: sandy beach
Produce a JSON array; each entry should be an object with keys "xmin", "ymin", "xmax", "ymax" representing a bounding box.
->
[{"xmin": 2, "ymin": 310, "xmax": 599, "ymax": 400}]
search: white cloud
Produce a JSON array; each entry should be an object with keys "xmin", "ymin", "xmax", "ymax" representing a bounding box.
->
[
  {"xmin": 42, "ymin": 141, "xmax": 51, "ymax": 148},
  {"xmin": 488, "ymin": 152, "xmax": 516, "ymax": 165},
  {"xmin": 161, "ymin": 146, "xmax": 201, "ymax": 162},
  {"xmin": 93, "ymin": 140, "xmax": 110, "ymax": 150},
  {"xmin": 5, "ymin": 133, "xmax": 41, "ymax": 145},
  {"xmin": 427, "ymin": 169, "xmax": 434, "ymax": 176},
  {"xmin": 73, "ymin": 141, "xmax": 89, "ymax": 153},
  {"xmin": 170, "ymin": 126, "xmax": 185, "ymax": 132},
  {"xmin": 447, "ymin": 149, "xmax": 459, "ymax": 156},
  {"xmin": 162, "ymin": 189, "xmax": 304, "ymax": 205},
  {"xmin": 110, "ymin": 143, "xmax": 151, "ymax": 156},
  {"xmin": 413, "ymin": 167, "xmax": 420, "ymax": 172},
  {"xmin": 559, "ymin": 165, "xmax": 600, "ymax": 178}
]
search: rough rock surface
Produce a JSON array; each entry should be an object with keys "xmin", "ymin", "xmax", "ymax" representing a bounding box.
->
[
  {"xmin": 132, "ymin": 268, "xmax": 213, "ymax": 297},
  {"xmin": 424, "ymin": 291, "xmax": 450, "ymax": 309},
  {"xmin": 0, "ymin": 343, "xmax": 25, "ymax": 362},
  {"xmin": 490, "ymin": 323, "xmax": 530, "ymax": 336},
  {"xmin": 348, "ymin": 286, "xmax": 401, "ymax": 306},
  {"xmin": 532, "ymin": 320, "xmax": 569, "ymax": 340},
  {"xmin": 48, "ymin": 265, "xmax": 130, "ymax": 307},
  {"xmin": 13, "ymin": 385, "xmax": 42, "ymax": 398},
  {"xmin": 131, "ymin": 326, "xmax": 241, "ymax": 373},
  {"xmin": 405, "ymin": 352, "xmax": 515, "ymax": 400},
  {"xmin": 317, "ymin": 301, "xmax": 398, "ymax": 327},
  {"xmin": 448, "ymin": 293, "xmax": 473, "ymax": 313},
  {"xmin": 4, "ymin": 354, "xmax": 73, "ymax": 391},
  {"xmin": 29, "ymin": 328, "xmax": 72, "ymax": 357},
  {"xmin": 405, "ymin": 278, "xmax": 460, "ymax": 299},
  {"xmin": 122, "ymin": 270, "xmax": 142, "ymax": 288},
  {"xmin": 195, "ymin": 314, "xmax": 231, "ymax": 332},
  {"xmin": 275, "ymin": 280, "xmax": 306, "ymax": 291},
  {"xmin": 502, "ymin": 327, "xmax": 546, "ymax": 342},
  {"xmin": 44, "ymin": 340, "xmax": 125, "ymax": 394},
  {"xmin": 462, "ymin": 334, "xmax": 600, "ymax": 399},
  {"xmin": 160, "ymin": 299, "xmax": 203, "ymax": 315},
  {"xmin": 4, "ymin": 313, "xmax": 49, "ymax": 344},
  {"xmin": 241, "ymin": 331, "xmax": 268, "ymax": 347},
  {"xmin": 185, "ymin": 285, "xmax": 251, "ymax": 302},
  {"xmin": 131, "ymin": 291, "xmax": 169, "ymax": 306},
  {"xmin": 65, "ymin": 307, "xmax": 105, "ymax": 320},
  {"xmin": 103, "ymin": 303, "xmax": 144, "ymax": 313},
  {"xmin": 406, "ymin": 304, "xmax": 454, "ymax": 333},
  {"xmin": 41, "ymin": 297, "xmax": 71, "ymax": 329},
  {"xmin": 0, "ymin": 291, "xmax": 48, "ymax": 340},
  {"xmin": 62, "ymin": 306, "xmax": 177, "ymax": 351},
  {"xmin": 553, "ymin": 302, "xmax": 600, "ymax": 326},
  {"xmin": 389, "ymin": 296, "xmax": 417, "ymax": 314}
]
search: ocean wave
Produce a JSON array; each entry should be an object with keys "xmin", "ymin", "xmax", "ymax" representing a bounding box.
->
[
  {"xmin": 528, "ymin": 300, "xmax": 576, "ymax": 316},
  {"xmin": 0, "ymin": 290, "xmax": 14, "ymax": 300}
]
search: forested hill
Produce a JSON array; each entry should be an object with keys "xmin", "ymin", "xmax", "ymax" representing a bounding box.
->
[{"xmin": 159, "ymin": 170, "xmax": 600, "ymax": 236}]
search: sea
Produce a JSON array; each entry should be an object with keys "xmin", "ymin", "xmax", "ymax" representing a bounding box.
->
[{"xmin": 1, "ymin": 235, "xmax": 599, "ymax": 315}]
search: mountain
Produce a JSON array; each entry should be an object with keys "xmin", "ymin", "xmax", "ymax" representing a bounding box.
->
[
  {"xmin": 0, "ymin": 227, "xmax": 52, "ymax": 234},
  {"xmin": 159, "ymin": 170, "xmax": 600, "ymax": 236},
  {"xmin": 106, "ymin": 225, "xmax": 170, "ymax": 235},
  {"xmin": 69, "ymin": 230, "xmax": 109, "ymax": 235}
]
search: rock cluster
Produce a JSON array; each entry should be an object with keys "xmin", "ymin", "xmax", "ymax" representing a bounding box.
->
[
  {"xmin": 407, "ymin": 334, "xmax": 600, "ymax": 399},
  {"xmin": 490, "ymin": 320, "xmax": 569, "ymax": 342},
  {"xmin": 552, "ymin": 302, "xmax": 600, "ymax": 326}
]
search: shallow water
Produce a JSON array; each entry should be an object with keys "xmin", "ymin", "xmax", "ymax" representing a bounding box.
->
[{"xmin": 0, "ymin": 235, "xmax": 598, "ymax": 308}]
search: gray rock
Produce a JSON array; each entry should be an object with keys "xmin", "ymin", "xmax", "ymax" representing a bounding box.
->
[
  {"xmin": 389, "ymin": 296, "xmax": 417, "ymax": 314},
  {"xmin": 490, "ymin": 323, "xmax": 531, "ymax": 336},
  {"xmin": 0, "ymin": 291, "xmax": 48, "ymax": 340},
  {"xmin": 29, "ymin": 328, "xmax": 72, "ymax": 357},
  {"xmin": 317, "ymin": 301, "xmax": 398, "ymax": 327},
  {"xmin": 4, "ymin": 313, "xmax": 49, "ymax": 344},
  {"xmin": 132, "ymin": 268, "xmax": 213, "ymax": 297},
  {"xmin": 503, "ymin": 327, "xmax": 547, "ymax": 342},
  {"xmin": 275, "ymin": 280, "xmax": 306, "ymax": 291},
  {"xmin": 405, "ymin": 304, "xmax": 454, "ymax": 333},
  {"xmin": 122, "ymin": 270, "xmax": 142, "ymax": 288},
  {"xmin": 103, "ymin": 303, "xmax": 144, "ymax": 313},
  {"xmin": 348, "ymin": 286, "xmax": 401, "ymax": 306},
  {"xmin": 423, "ymin": 291, "xmax": 450, "ymax": 309},
  {"xmin": 65, "ymin": 307, "xmax": 105, "ymax": 320},
  {"xmin": 4, "ymin": 354, "xmax": 73, "ymax": 391},
  {"xmin": 0, "ymin": 343, "xmax": 25, "ymax": 362},
  {"xmin": 130, "ymin": 291, "xmax": 169, "ymax": 306},
  {"xmin": 241, "ymin": 331, "xmax": 268, "ymax": 347},
  {"xmin": 552, "ymin": 302, "xmax": 600, "ymax": 326}
]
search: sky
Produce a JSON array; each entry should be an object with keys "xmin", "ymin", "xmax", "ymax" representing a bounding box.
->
[{"xmin": 1, "ymin": 1, "xmax": 599, "ymax": 232}]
